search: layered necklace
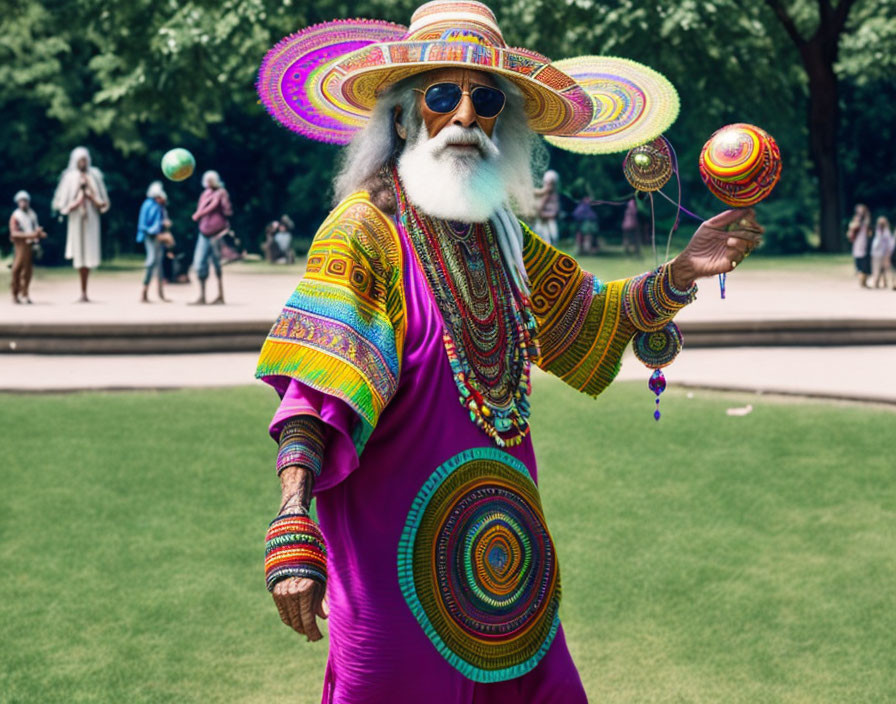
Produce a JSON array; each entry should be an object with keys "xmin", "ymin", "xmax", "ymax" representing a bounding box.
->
[{"xmin": 392, "ymin": 168, "xmax": 539, "ymax": 447}]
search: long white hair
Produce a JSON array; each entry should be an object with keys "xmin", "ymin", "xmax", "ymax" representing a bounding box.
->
[
  {"xmin": 333, "ymin": 73, "xmax": 538, "ymax": 217},
  {"xmin": 65, "ymin": 146, "xmax": 91, "ymax": 172}
]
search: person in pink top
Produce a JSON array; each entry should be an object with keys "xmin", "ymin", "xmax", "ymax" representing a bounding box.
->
[{"xmin": 190, "ymin": 169, "xmax": 232, "ymax": 304}]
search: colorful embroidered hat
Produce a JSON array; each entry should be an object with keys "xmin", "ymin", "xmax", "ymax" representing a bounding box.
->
[{"xmin": 258, "ymin": 0, "xmax": 679, "ymax": 153}]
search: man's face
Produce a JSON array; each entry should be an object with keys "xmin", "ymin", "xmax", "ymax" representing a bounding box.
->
[
  {"xmin": 396, "ymin": 67, "xmax": 513, "ymax": 223},
  {"xmin": 416, "ymin": 68, "xmax": 500, "ymax": 141},
  {"xmin": 77, "ymin": 157, "xmax": 88, "ymax": 171},
  {"xmin": 17, "ymin": 198, "xmax": 29, "ymax": 210},
  {"xmin": 154, "ymin": 196, "xmax": 165, "ymax": 205}
]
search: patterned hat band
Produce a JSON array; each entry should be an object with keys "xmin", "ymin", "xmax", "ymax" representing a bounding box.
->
[{"xmin": 258, "ymin": 0, "xmax": 680, "ymax": 154}]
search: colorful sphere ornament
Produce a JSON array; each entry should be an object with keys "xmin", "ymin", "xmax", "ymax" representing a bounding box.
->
[
  {"xmin": 398, "ymin": 448, "xmax": 561, "ymax": 682},
  {"xmin": 698, "ymin": 123, "xmax": 781, "ymax": 207},
  {"xmin": 623, "ymin": 136, "xmax": 673, "ymax": 192},
  {"xmin": 160, "ymin": 148, "xmax": 196, "ymax": 182},
  {"xmin": 633, "ymin": 322, "xmax": 682, "ymax": 421}
]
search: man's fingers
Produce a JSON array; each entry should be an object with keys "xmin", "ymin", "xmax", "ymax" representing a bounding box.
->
[
  {"xmin": 295, "ymin": 580, "xmax": 323, "ymax": 641},
  {"xmin": 273, "ymin": 593, "xmax": 292, "ymax": 627},
  {"xmin": 726, "ymin": 237, "xmax": 750, "ymax": 255},
  {"xmin": 317, "ymin": 593, "xmax": 330, "ymax": 620},
  {"xmin": 704, "ymin": 207, "xmax": 756, "ymax": 229},
  {"xmin": 281, "ymin": 579, "xmax": 308, "ymax": 634}
]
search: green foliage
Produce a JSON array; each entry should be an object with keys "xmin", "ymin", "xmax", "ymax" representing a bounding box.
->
[{"xmin": 0, "ymin": 0, "xmax": 892, "ymax": 260}]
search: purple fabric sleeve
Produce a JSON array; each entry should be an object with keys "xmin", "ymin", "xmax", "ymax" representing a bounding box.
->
[{"xmin": 268, "ymin": 378, "xmax": 361, "ymax": 494}]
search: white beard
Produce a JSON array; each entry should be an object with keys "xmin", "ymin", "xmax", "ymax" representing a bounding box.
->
[{"xmin": 397, "ymin": 123, "xmax": 509, "ymax": 223}]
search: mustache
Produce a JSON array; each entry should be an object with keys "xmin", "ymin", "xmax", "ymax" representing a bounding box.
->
[{"xmin": 423, "ymin": 124, "xmax": 500, "ymax": 160}]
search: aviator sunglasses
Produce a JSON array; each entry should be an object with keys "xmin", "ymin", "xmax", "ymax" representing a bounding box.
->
[{"xmin": 415, "ymin": 82, "xmax": 507, "ymax": 119}]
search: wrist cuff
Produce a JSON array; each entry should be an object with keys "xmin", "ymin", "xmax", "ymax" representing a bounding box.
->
[
  {"xmin": 623, "ymin": 263, "xmax": 697, "ymax": 332},
  {"xmin": 264, "ymin": 514, "xmax": 327, "ymax": 591}
]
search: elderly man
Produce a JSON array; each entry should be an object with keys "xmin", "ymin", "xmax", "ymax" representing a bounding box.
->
[
  {"xmin": 52, "ymin": 146, "xmax": 110, "ymax": 302},
  {"xmin": 255, "ymin": 3, "xmax": 763, "ymax": 702}
]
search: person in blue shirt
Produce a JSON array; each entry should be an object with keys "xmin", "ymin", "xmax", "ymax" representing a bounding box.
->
[{"xmin": 137, "ymin": 181, "xmax": 171, "ymax": 302}]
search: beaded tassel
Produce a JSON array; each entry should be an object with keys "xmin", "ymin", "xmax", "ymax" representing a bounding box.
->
[{"xmin": 648, "ymin": 369, "xmax": 666, "ymax": 421}]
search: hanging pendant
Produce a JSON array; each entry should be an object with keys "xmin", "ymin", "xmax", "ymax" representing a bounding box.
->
[
  {"xmin": 649, "ymin": 369, "xmax": 666, "ymax": 421},
  {"xmin": 632, "ymin": 322, "xmax": 682, "ymax": 422},
  {"xmin": 719, "ymin": 272, "xmax": 727, "ymax": 299}
]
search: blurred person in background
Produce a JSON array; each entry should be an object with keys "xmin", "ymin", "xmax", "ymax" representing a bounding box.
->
[
  {"xmin": 533, "ymin": 169, "xmax": 560, "ymax": 245},
  {"xmin": 52, "ymin": 146, "xmax": 110, "ymax": 302},
  {"xmin": 8, "ymin": 190, "xmax": 46, "ymax": 304},
  {"xmin": 870, "ymin": 215, "xmax": 894, "ymax": 289},
  {"xmin": 190, "ymin": 169, "xmax": 231, "ymax": 304},
  {"xmin": 847, "ymin": 203, "xmax": 872, "ymax": 288},
  {"xmin": 137, "ymin": 181, "xmax": 172, "ymax": 303},
  {"xmin": 263, "ymin": 220, "xmax": 280, "ymax": 263},
  {"xmin": 275, "ymin": 214, "xmax": 295, "ymax": 264},
  {"xmin": 572, "ymin": 196, "xmax": 598, "ymax": 255},
  {"xmin": 621, "ymin": 197, "xmax": 641, "ymax": 257}
]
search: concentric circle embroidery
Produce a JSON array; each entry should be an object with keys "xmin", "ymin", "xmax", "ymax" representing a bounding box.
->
[{"xmin": 397, "ymin": 448, "xmax": 561, "ymax": 682}]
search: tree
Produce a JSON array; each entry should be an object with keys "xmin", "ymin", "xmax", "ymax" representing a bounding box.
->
[{"xmin": 762, "ymin": 0, "xmax": 861, "ymax": 252}]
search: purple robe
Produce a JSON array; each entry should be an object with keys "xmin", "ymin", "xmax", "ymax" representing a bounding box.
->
[{"xmin": 258, "ymin": 193, "xmax": 694, "ymax": 703}]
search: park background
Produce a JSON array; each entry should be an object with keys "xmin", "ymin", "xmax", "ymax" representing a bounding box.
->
[
  {"xmin": 2, "ymin": 0, "xmax": 895, "ymax": 256},
  {"xmin": 2, "ymin": 1, "xmax": 896, "ymax": 703}
]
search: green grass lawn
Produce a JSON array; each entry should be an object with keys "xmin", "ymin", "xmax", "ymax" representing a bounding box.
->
[{"xmin": 1, "ymin": 380, "xmax": 892, "ymax": 703}]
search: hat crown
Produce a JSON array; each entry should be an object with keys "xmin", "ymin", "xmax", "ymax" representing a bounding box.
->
[{"xmin": 406, "ymin": 0, "xmax": 506, "ymax": 47}]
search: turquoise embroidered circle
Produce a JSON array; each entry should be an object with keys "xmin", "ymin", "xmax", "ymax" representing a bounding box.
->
[
  {"xmin": 632, "ymin": 321, "xmax": 682, "ymax": 369},
  {"xmin": 397, "ymin": 447, "xmax": 561, "ymax": 683}
]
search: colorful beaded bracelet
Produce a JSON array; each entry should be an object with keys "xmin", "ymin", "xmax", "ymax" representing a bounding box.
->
[
  {"xmin": 623, "ymin": 263, "xmax": 697, "ymax": 332},
  {"xmin": 264, "ymin": 513, "xmax": 327, "ymax": 591},
  {"xmin": 276, "ymin": 416, "xmax": 326, "ymax": 477}
]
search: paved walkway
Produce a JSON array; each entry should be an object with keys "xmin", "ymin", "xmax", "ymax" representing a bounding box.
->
[
  {"xmin": 3, "ymin": 259, "xmax": 896, "ymax": 326},
  {"xmin": 1, "ymin": 261, "xmax": 895, "ymax": 402},
  {"xmin": 3, "ymin": 347, "xmax": 894, "ymax": 406}
]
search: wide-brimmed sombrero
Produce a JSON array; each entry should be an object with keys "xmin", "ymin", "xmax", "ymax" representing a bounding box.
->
[{"xmin": 257, "ymin": 0, "xmax": 679, "ymax": 154}]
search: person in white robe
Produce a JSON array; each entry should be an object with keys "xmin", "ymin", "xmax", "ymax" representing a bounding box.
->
[{"xmin": 52, "ymin": 146, "xmax": 110, "ymax": 302}]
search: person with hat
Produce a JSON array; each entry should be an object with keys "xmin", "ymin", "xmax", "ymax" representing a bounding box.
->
[
  {"xmin": 8, "ymin": 190, "xmax": 46, "ymax": 304},
  {"xmin": 137, "ymin": 180, "xmax": 172, "ymax": 303},
  {"xmin": 255, "ymin": 2, "xmax": 764, "ymax": 701}
]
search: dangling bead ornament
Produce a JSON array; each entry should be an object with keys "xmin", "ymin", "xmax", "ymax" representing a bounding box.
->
[
  {"xmin": 632, "ymin": 321, "xmax": 682, "ymax": 421},
  {"xmin": 648, "ymin": 369, "xmax": 666, "ymax": 421}
]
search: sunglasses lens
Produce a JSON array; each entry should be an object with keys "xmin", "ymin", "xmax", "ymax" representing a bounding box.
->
[
  {"xmin": 471, "ymin": 86, "xmax": 506, "ymax": 118},
  {"xmin": 424, "ymin": 83, "xmax": 463, "ymax": 113}
]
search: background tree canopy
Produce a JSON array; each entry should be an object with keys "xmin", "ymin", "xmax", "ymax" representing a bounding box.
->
[{"xmin": 1, "ymin": 0, "xmax": 893, "ymax": 260}]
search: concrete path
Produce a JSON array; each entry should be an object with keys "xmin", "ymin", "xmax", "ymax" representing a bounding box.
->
[
  {"xmin": 3, "ymin": 259, "xmax": 896, "ymax": 326},
  {"xmin": 3, "ymin": 347, "xmax": 894, "ymax": 406},
  {"xmin": 1, "ymin": 260, "xmax": 894, "ymax": 402}
]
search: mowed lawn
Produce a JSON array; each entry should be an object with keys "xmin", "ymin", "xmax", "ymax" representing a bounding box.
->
[{"xmin": 1, "ymin": 379, "xmax": 893, "ymax": 703}]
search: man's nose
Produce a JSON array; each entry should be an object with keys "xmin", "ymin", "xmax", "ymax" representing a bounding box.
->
[{"xmin": 451, "ymin": 93, "xmax": 477, "ymax": 128}]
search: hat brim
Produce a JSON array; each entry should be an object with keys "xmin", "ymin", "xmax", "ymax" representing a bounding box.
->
[
  {"xmin": 258, "ymin": 19, "xmax": 407, "ymax": 144},
  {"xmin": 259, "ymin": 28, "xmax": 678, "ymax": 152},
  {"xmin": 544, "ymin": 56, "xmax": 680, "ymax": 155},
  {"xmin": 327, "ymin": 41, "xmax": 595, "ymax": 137}
]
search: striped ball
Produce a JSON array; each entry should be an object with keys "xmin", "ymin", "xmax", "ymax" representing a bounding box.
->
[
  {"xmin": 161, "ymin": 148, "xmax": 196, "ymax": 182},
  {"xmin": 699, "ymin": 123, "xmax": 781, "ymax": 207}
]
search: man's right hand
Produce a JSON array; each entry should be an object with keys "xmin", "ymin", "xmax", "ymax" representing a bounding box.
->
[{"xmin": 272, "ymin": 576, "xmax": 328, "ymax": 641}]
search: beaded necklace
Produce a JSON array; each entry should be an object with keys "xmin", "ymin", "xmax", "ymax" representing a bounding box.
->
[{"xmin": 392, "ymin": 168, "xmax": 539, "ymax": 447}]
